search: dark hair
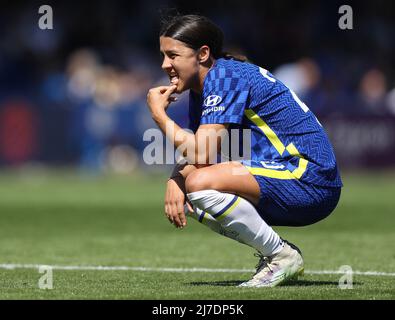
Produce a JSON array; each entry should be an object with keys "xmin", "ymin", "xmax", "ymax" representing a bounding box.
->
[{"xmin": 160, "ymin": 14, "xmax": 248, "ymax": 62}]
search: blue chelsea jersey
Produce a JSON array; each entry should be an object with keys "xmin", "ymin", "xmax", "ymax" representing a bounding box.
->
[{"xmin": 188, "ymin": 58, "xmax": 342, "ymax": 188}]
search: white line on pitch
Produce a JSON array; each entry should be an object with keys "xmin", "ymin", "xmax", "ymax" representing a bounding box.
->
[{"xmin": 0, "ymin": 264, "xmax": 394, "ymax": 277}]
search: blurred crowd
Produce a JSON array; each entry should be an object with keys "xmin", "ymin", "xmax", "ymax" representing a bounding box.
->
[{"xmin": 0, "ymin": 0, "xmax": 394, "ymax": 170}]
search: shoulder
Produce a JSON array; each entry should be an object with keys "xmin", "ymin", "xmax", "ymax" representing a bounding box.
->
[
  {"xmin": 204, "ymin": 59, "xmax": 251, "ymax": 94},
  {"xmin": 207, "ymin": 58, "xmax": 249, "ymax": 79}
]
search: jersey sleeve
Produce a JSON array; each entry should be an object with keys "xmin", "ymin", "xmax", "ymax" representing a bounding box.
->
[{"xmin": 200, "ymin": 67, "xmax": 250, "ymax": 125}]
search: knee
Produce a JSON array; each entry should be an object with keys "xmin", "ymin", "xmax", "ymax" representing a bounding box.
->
[{"xmin": 185, "ymin": 169, "xmax": 213, "ymax": 193}]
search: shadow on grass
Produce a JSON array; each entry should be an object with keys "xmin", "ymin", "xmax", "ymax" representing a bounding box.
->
[
  {"xmin": 280, "ymin": 280, "xmax": 363, "ymax": 287},
  {"xmin": 188, "ymin": 280, "xmax": 245, "ymax": 287},
  {"xmin": 187, "ymin": 280, "xmax": 363, "ymax": 287}
]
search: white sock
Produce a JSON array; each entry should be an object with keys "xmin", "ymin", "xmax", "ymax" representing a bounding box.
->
[
  {"xmin": 184, "ymin": 204, "xmax": 241, "ymax": 242},
  {"xmin": 187, "ymin": 189, "xmax": 283, "ymax": 256}
]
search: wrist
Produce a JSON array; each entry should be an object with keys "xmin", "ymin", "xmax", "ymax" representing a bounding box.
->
[
  {"xmin": 151, "ymin": 109, "xmax": 167, "ymax": 123},
  {"xmin": 168, "ymin": 172, "xmax": 184, "ymax": 181},
  {"xmin": 167, "ymin": 174, "xmax": 186, "ymax": 194}
]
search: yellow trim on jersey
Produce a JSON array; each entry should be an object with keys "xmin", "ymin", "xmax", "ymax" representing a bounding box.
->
[
  {"xmin": 245, "ymin": 158, "xmax": 308, "ymax": 180},
  {"xmin": 243, "ymin": 109, "xmax": 308, "ymax": 179},
  {"xmin": 285, "ymin": 143, "xmax": 300, "ymax": 157},
  {"xmin": 215, "ymin": 197, "xmax": 241, "ymax": 221},
  {"xmin": 244, "ymin": 109, "xmax": 286, "ymax": 155}
]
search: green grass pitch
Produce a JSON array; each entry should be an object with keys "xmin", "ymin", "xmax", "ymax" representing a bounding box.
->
[{"xmin": 0, "ymin": 169, "xmax": 394, "ymax": 300}]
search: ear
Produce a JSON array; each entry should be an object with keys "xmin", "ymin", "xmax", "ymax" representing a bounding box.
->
[{"xmin": 198, "ymin": 45, "xmax": 211, "ymax": 64}]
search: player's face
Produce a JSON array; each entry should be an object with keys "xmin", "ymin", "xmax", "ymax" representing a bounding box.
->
[{"xmin": 160, "ymin": 36, "xmax": 200, "ymax": 93}]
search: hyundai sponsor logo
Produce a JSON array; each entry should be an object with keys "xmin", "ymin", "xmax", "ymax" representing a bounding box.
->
[
  {"xmin": 204, "ymin": 95, "xmax": 222, "ymax": 107},
  {"xmin": 202, "ymin": 106, "xmax": 225, "ymax": 116}
]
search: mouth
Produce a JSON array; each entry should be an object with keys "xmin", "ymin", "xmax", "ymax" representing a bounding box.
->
[{"xmin": 169, "ymin": 73, "xmax": 179, "ymax": 86}]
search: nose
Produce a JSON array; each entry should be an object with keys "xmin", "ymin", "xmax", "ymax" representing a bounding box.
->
[{"xmin": 161, "ymin": 56, "xmax": 172, "ymax": 71}]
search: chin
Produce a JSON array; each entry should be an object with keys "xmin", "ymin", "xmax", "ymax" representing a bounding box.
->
[
  {"xmin": 177, "ymin": 80, "xmax": 193, "ymax": 93},
  {"xmin": 174, "ymin": 83, "xmax": 185, "ymax": 94}
]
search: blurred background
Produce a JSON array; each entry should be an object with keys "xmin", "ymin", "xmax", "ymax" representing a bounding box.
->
[{"xmin": 1, "ymin": 0, "xmax": 395, "ymax": 174}]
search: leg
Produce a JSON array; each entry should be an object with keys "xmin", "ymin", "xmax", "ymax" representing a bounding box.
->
[
  {"xmin": 185, "ymin": 161, "xmax": 283, "ymax": 257},
  {"xmin": 185, "ymin": 161, "xmax": 261, "ymax": 206},
  {"xmin": 185, "ymin": 161, "xmax": 305, "ymax": 287}
]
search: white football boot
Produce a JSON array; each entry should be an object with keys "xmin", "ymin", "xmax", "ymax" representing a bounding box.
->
[{"xmin": 239, "ymin": 240, "xmax": 304, "ymax": 288}]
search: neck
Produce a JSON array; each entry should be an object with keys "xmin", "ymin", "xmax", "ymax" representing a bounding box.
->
[{"xmin": 191, "ymin": 58, "xmax": 216, "ymax": 94}]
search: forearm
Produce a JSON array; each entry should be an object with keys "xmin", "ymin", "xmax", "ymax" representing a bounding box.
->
[
  {"xmin": 151, "ymin": 105, "xmax": 226, "ymax": 166},
  {"xmin": 152, "ymin": 112, "xmax": 195, "ymax": 153},
  {"xmin": 148, "ymin": 85, "xmax": 221, "ymax": 164},
  {"xmin": 154, "ymin": 114, "xmax": 224, "ymax": 166}
]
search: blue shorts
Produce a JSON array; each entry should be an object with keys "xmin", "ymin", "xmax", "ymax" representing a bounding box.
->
[{"xmin": 240, "ymin": 161, "xmax": 341, "ymax": 227}]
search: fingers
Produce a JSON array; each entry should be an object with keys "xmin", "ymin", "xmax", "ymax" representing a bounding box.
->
[
  {"xmin": 148, "ymin": 85, "xmax": 177, "ymax": 100},
  {"xmin": 186, "ymin": 201, "xmax": 194, "ymax": 213},
  {"xmin": 164, "ymin": 202, "xmax": 174, "ymax": 224},
  {"xmin": 148, "ymin": 85, "xmax": 178, "ymax": 111},
  {"xmin": 151, "ymin": 85, "xmax": 177, "ymax": 95},
  {"xmin": 150, "ymin": 86, "xmax": 172, "ymax": 93},
  {"xmin": 164, "ymin": 178, "xmax": 186, "ymax": 229},
  {"xmin": 160, "ymin": 86, "xmax": 177, "ymax": 103},
  {"xmin": 169, "ymin": 202, "xmax": 182, "ymax": 228},
  {"xmin": 164, "ymin": 189, "xmax": 174, "ymax": 225},
  {"xmin": 164, "ymin": 199, "xmax": 184, "ymax": 228},
  {"xmin": 177, "ymin": 201, "xmax": 187, "ymax": 227},
  {"xmin": 160, "ymin": 85, "xmax": 177, "ymax": 95},
  {"xmin": 166, "ymin": 200, "xmax": 186, "ymax": 228},
  {"xmin": 166, "ymin": 85, "xmax": 177, "ymax": 95}
]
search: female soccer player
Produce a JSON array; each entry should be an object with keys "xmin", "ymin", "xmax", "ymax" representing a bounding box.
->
[{"xmin": 146, "ymin": 14, "xmax": 342, "ymax": 287}]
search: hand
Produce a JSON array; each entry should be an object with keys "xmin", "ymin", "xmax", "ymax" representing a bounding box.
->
[
  {"xmin": 165, "ymin": 177, "xmax": 187, "ymax": 228},
  {"xmin": 147, "ymin": 85, "xmax": 177, "ymax": 118}
]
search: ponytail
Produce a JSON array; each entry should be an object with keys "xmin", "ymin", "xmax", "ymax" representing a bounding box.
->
[{"xmin": 220, "ymin": 51, "xmax": 249, "ymax": 63}]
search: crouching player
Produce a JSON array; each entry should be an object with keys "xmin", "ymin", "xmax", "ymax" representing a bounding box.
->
[{"xmin": 146, "ymin": 14, "xmax": 342, "ymax": 287}]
